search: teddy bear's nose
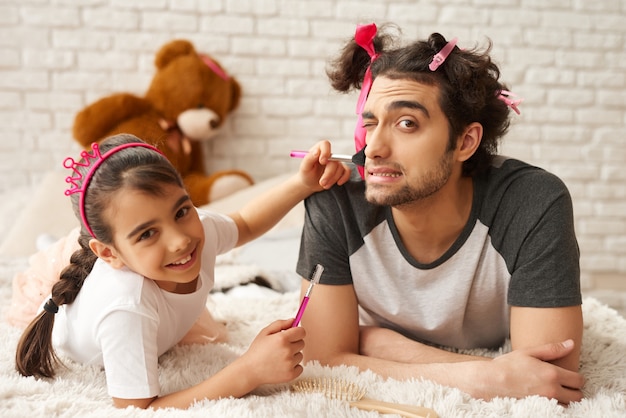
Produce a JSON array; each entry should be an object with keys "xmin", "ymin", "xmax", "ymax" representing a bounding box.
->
[{"xmin": 177, "ymin": 108, "xmax": 222, "ymax": 141}]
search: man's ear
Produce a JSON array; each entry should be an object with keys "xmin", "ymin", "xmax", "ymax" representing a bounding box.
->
[
  {"xmin": 457, "ymin": 122, "xmax": 483, "ymax": 162},
  {"xmin": 89, "ymin": 239, "xmax": 125, "ymax": 269}
]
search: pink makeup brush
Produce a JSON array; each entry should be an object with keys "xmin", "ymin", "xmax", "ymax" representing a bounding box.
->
[
  {"xmin": 289, "ymin": 147, "xmax": 366, "ymax": 166},
  {"xmin": 291, "ymin": 264, "xmax": 324, "ymax": 327}
]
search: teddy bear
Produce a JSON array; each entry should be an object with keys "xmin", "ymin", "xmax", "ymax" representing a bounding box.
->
[
  {"xmin": 2, "ymin": 40, "xmax": 255, "ymax": 342},
  {"xmin": 72, "ymin": 39, "xmax": 253, "ymax": 207}
]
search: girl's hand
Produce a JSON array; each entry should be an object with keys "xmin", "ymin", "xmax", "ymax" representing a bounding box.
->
[
  {"xmin": 298, "ymin": 140, "xmax": 352, "ymax": 192},
  {"xmin": 113, "ymin": 319, "xmax": 305, "ymax": 409},
  {"xmin": 240, "ymin": 319, "xmax": 305, "ymax": 387},
  {"xmin": 229, "ymin": 140, "xmax": 350, "ymax": 247}
]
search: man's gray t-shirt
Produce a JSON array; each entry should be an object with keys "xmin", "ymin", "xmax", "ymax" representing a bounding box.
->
[{"xmin": 297, "ymin": 157, "xmax": 581, "ymax": 349}]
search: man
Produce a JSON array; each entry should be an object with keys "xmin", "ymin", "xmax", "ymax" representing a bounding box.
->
[{"xmin": 296, "ymin": 23, "xmax": 584, "ymax": 404}]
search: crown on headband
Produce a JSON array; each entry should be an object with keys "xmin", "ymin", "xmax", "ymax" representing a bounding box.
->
[
  {"xmin": 63, "ymin": 142, "xmax": 163, "ymax": 237},
  {"xmin": 63, "ymin": 142, "xmax": 104, "ymax": 197}
]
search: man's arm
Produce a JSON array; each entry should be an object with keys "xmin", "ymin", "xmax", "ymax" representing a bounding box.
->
[
  {"xmin": 359, "ymin": 306, "xmax": 583, "ymax": 370},
  {"xmin": 300, "ymin": 282, "xmax": 486, "ymax": 378},
  {"xmin": 301, "ymin": 281, "xmax": 584, "ymax": 403},
  {"xmin": 510, "ymin": 305, "xmax": 583, "ymax": 372}
]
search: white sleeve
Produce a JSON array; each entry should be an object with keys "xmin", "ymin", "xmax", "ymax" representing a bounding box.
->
[
  {"xmin": 197, "ymin": 208, "xmax": 238, "ymax": 255},
  {"xmin": 96, "ymin": 308, "xmax": 160, "ymax": 399}
]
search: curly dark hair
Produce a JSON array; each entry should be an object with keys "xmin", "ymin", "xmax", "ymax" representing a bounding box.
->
[{"xmin": 327, "ymin": 23, "xmax": 513, "ymax": 176}]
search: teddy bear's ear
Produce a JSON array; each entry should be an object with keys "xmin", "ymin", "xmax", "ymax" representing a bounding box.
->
[
  {"xmin": 155, "ymin": 39, "xmax": 196, "ymax": 70},
  {"xmin": 228, "ymin": 78, "xmax": 242, "ymax": 112}
]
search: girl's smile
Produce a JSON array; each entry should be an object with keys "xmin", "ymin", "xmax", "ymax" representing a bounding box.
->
[
  {"xmin": 166, "ymin": 247, "xmax": 198, "ymax": 270},
  {"xmin": 95, "ymin": 184, "xmax": 205, "ymax": 292}
]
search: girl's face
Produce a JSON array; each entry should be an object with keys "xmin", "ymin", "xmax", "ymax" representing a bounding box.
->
[{"xmin": 96, "ymin": 183, "xmax": 205, "ymax": 293}]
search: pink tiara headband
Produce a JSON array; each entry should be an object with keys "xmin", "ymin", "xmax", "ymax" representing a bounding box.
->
[{"xmin": 64, "ymin": 142, "xmax": 164, "ymax": 238}]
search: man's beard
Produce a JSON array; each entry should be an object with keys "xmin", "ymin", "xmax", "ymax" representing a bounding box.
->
[{"xmin": 365, "ymin": 151, "xmax": 454, "ymax": 207}]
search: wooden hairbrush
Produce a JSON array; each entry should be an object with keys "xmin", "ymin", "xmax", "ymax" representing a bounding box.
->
[{"xmin": 291, "ymin": 377, "xmax": 438, "ymax": 418}]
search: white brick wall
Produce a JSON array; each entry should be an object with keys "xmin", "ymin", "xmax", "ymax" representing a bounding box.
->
[{"xmin": 1, "ymin": 0, "xmax": 625, "ymax": 299}]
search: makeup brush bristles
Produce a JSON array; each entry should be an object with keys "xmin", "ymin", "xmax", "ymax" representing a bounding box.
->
[{"xmin": 291, "ymin": 377, "xmax": 366, "ymax": 402}]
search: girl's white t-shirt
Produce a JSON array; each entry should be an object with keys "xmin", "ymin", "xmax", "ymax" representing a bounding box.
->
[{"xmin": 50, "ymin": 209, "xmax": 237, "ymax": 399}]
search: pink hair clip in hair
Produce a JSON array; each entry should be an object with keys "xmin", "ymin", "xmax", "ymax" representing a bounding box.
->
[
  {"xmin": 429, "ymin": 37, "xmax": 458, "ymax": 71},
  {"xmin": 497, "ymin": 89, "xmax": 523, "ymax": 115},
  {"xmin": 354, "ymin": 22, "xmax": 381, "ymax": 178},
  {"xmin": 64, "ymin": 142, "xmax": 163, "ymax": 238},
  {"xmin": 354, "ymin": 23, "xmax": 380, "ymax": 115}
]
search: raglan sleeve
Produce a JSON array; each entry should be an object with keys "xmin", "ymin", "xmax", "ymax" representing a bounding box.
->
[
  {"xmin": 296, "ymin": 187, "xmax": 354, "ymax": 286},
  {"xmin": 506, "ymin": 172, "xmax": 582, "ymax": 307}
]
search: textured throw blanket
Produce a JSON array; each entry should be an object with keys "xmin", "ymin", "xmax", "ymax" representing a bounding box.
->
[{"xmin": 1, "ymin": 255, "xmax": 625, "ymax": 418}]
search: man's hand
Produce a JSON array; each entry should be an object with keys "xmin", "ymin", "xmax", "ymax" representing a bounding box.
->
[
  {"xmin": 360, "ymin": 326, "xmax": 584, "ymax": 404},
  {"xmin": 470, "ymin": 339, "xmax": 584, "ymax": 404}
]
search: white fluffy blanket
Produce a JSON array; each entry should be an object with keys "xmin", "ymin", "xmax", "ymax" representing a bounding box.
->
[{"xmin": 1, "ymin": 253, "xmax": 625, "ymax": 418}]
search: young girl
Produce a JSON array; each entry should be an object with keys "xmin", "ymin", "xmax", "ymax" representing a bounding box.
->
[{"xmin": 15, "ymin": 133, "xmax": 350, "ymax": 410}]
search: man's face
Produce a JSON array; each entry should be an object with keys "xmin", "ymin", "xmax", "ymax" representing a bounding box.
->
[{"xmin": 361, "ymin": 76, "xmax": 456, "ymax": 207}]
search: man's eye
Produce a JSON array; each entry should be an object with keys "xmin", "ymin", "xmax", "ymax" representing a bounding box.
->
[{"xmin": 399, "ymin": 119, "xmax": 416, "ymax": 129}]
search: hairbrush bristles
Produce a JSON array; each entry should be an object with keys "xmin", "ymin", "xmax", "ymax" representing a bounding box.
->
[
  {"xmin": 291, "ymin": 377, "xmax": 366, "ymax": 402},
  {"xmin": 292, "ymin": 376, "xmax": 439, "ymax": 417}
]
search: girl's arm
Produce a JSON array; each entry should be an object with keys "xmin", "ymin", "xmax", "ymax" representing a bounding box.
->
[
  {"xmin": 228, "ymin": 141, "xmax": 351, "ymax": 247},
  {"xmin": 113, "ymin": 319, "xmax": 305, "ymax": 409}
]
